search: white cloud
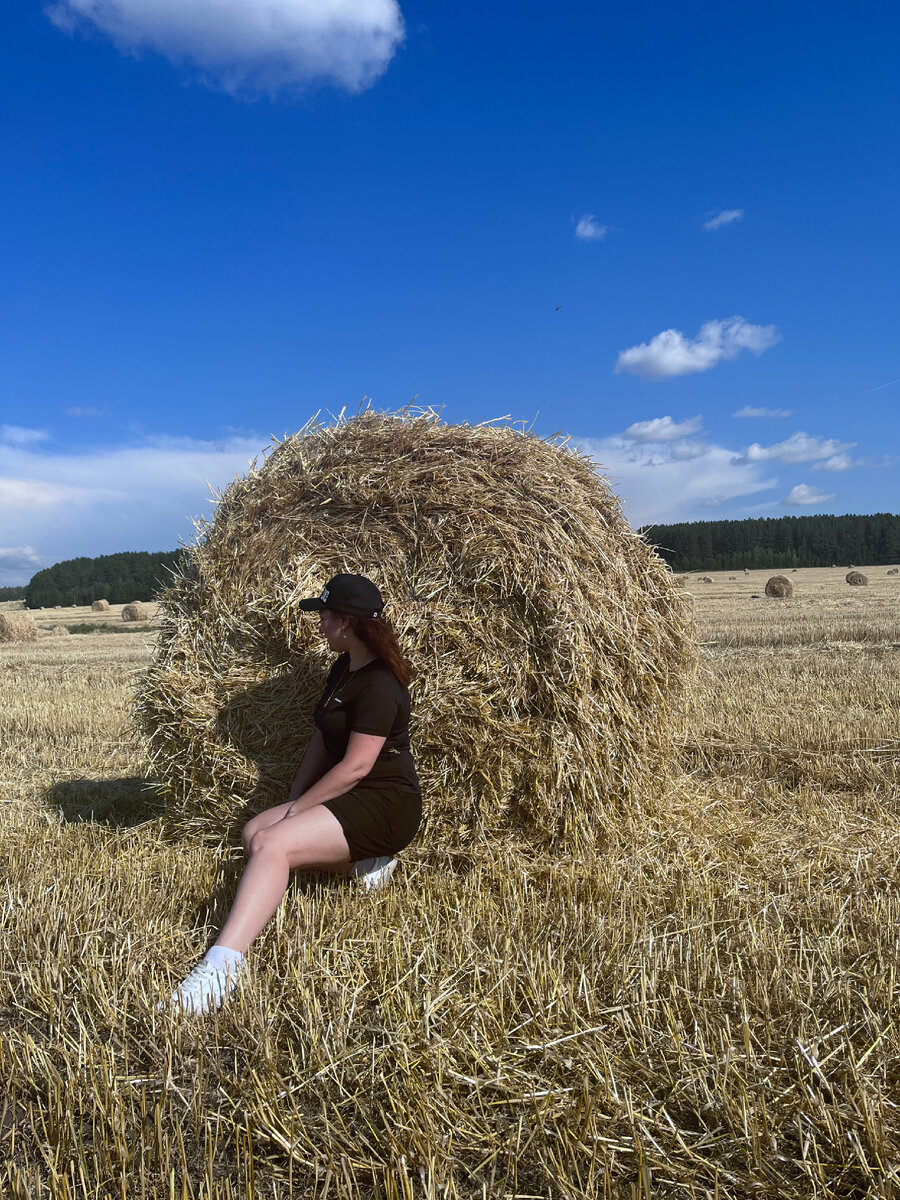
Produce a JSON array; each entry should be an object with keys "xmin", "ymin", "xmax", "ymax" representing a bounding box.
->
[
  {"xmin": 1, "ymin": 425, "xmax": 49, "ymax": 446},
  {"xmin": 812, "ymin": 453, "xmax": 854, "ymax": 472},
  {"xmin": 741, "ymin": 431, "xmax": 855, "ymax": 464},
  {"xmin": 0, "ymin": 478, "xmax": 101, "ymax": 509},
  {"xmin": 615, "ymin": 316, "xmax": 781, "ymax": 380},
  {"xmin": 574, "ymin": 215, "xmax": 608, "ymax": 241},
  {"xmin": 66, "ymin": 406, "xmax": 104, "ymax": 418},
  {"xmin": 574, "ymin": 433, "xmax": 778, "ymax": 526},
  {"xmin": 784, "ymin": 484, "xmax": 835, "ymax": 506},
  {"xmin": 732, "ymin": 405, "xmax": 791, "ymax": 419},
  {"xmin": 47, "ymin": 0, "xmax": 405, "ymax": 96},
  {"xmin": 623, "ymin": 415, "xmax": 703, "ymax": 442},
  {"xmin": 0, "ymin": 432, "xmax": 267, "ymax": 583},
  {"xmin": 703, "ymin": 208, "xmax": 744, "ymax": 231},
  {"xmin": 0, "ymin": 546, "xmax": 45, "ymax": 587}
]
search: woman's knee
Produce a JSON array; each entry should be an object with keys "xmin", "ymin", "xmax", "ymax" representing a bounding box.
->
[
  {"xmin": 246, "ymin": 825, "xmax": 285, "ymax": 860},
  {"xmin": 241, "ymin": 814, "xmax": 262, "ymax": 852}
]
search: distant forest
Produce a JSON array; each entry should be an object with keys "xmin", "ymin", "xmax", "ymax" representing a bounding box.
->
[
  {"xmin": 645, "ymin": 513, "xmax": 900, "ymax": 572},
  {"xmin": 25, "ymin": 550, "xmax": 184, "ymax": 609},
  {"xmin": 0, "ymin": 586, "xmax": 27, "ymax": 601}
]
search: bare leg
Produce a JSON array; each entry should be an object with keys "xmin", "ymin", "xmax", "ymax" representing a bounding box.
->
[
  {"xmin": 217, "ymin": 806, "xmax": 351, "ymax": 954},
  {"xmin": 242, "ymin": 804, "xmax": 353, "ymax": 874}
]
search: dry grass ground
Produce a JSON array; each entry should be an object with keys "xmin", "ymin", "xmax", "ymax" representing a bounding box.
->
[{"xmin": 1, "ymin": 572, "xmax": 899, "ymax": 1198}]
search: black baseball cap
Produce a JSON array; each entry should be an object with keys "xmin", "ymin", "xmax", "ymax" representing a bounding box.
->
[{"xmin": 299, "ymin": 573, "xmax": 384, "ymax": 619}]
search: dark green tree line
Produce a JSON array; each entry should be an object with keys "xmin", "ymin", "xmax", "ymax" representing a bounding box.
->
[
  {"xmin": 644, "ymin": 513, "xmax": 900, "ymax": 572},
  {"xmin": 25, "ymin": 550, "xmax": 185, "ymax": 609}
]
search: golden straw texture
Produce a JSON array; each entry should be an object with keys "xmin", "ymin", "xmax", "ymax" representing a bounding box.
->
[
  {"xmin": 137, "ymin": 408, "xmax": 694, "ymax": 849},
  {"xmin": 765, "ymin": 575, "xmax": 793, "ymax": 598},
  {"xmin": 0, "ymin": 611, "xmax": 37, "ymax": 643},
  {"xmin": 122, "ymin": 602, "xmax": 151, "ymax": 621}
]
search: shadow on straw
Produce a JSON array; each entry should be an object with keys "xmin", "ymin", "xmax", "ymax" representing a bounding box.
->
[{"xmin": 43, "ymin": 776, "xmax": 165, "ymax": 827}]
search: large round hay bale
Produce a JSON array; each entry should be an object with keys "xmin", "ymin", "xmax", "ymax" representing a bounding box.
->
[
  {"xmin": 846, "ymin": 571, "xmax": 868, "ymax": 586},
  {"xmin": 92, "ymin": 599, "xmax": 110, "ymax": 612},
  {"xmin": 887, "ymin": 568, "xmax": 899, "ymax": 576},
  {"xmin": 699, "ymin": 576, "xmax": 713, "ymax": 584},
  {"xmin": 137, "ymin": 410, "xmax": 695, "ymax": 850},
  {"xmin": 122, "ymin": 602, "xmax": 151, "ymax": 622},
  {"xmin": 0, "ymin": 612, "xmax": 37, "ymax": 643},
  {"xmin": 765, "ymin": 575, "xmax": 793, "ymax": 598}
]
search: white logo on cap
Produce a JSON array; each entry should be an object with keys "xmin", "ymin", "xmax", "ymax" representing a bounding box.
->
[{"xmin": 320, "ymin": 587, "xmax": 330, "ymax": 602}]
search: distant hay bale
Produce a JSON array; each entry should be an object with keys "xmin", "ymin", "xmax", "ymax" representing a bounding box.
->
[
  {"xmin": 137, "ymin": 408, "xmax": 695, "ymax": 851},
  {"xmin": 846, "ymin": 572, "xmax": 868, "ymax": 586},
  {"xmin": 728, "ymin": 576, "xmax": 736, "ymax": 581},
  {"xmin": 92, "ymin": 599, "xmax": 110, "ymax": 612},
  {"xmin": 122, "ymin": 602, "xmax": 151, "ymax": 622},
  {"xmin": 765, "ymin": 575, "xmax": 793, "ymax": 598},
  {"xmin": 699, "ymin": 576, "xmax": 713, "ymax": 584},
  {"xmin": 0, "ymin": 612, "xmax": 37, "ymax": 643},
  {"xmin": 887, "ymin": 568, "xmax": 898, "ymax": 576}
]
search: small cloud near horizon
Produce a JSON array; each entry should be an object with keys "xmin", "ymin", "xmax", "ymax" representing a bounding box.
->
[
  {"xmin": 732, "ymin": 405, "xmax": 791, "ymax": 419},
  {"xmin": 703, "ymin": 208, "xmax": 744, "ymax": 231},
  {"xmin": 784, "ymin": 484, "xmax": 835, "ymax": 506},
  {"xmin": 740, "ymin": 431, "xmax": 855, "ymax": 465},
  {"xmin": 575, "ymin": 429, "xmax": 778, "ymax": 525},
  {"xmin": 0, "ymin": 545, "xmax": 45, "ymax": 587},
  {"xmin": 574, "ymin": 214, "xmax": 608, "ymax": 241},
  {"xmin": 1, "ymin": 425, "xmax": 49, "ymax": 446},
  {"xmin": 615, "ymin": 316, "xmax": 781, "ymax": 381},
  {"xmin": 0, "ymin": 430, "xmax": 268, "ymax": 584}
]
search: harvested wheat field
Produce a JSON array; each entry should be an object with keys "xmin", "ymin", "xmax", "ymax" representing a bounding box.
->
[{"xmin": 1, "ymin": 553, "xmax": 900, "ymax": 1197}]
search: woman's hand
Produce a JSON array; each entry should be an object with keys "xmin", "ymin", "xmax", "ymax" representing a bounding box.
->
[{"xmin": 286, "ymin": 732, "xmax": 387, "ymax": 816}]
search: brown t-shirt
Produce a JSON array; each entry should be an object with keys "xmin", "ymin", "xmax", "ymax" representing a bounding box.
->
[{"xmin": 313, "ymin": 653, "xmax": 420, "ymax": 793}]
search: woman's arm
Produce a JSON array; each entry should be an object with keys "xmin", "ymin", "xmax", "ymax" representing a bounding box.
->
[
  {"xmin": 287, "ymin": 729, "xmax": 337, "ymax": 803},
  {"xmin": 286, "ymin": 732, "xmax": 387, "ymax": 816}
]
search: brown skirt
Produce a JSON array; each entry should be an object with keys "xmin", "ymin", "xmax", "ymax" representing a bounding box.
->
[{"xmin": 323, "ymin": 786, "xmax": 422, "ymax": 860}]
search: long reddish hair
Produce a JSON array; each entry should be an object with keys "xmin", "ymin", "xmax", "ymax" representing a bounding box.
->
[{"xmin": 344, "ymin": 613, "xmax": 414, "ymax": 688}]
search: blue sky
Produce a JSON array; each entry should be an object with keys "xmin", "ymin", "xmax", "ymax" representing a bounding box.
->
[{"xmin": 2, "ymin": 0, "xmax": 898, "ymax": 583}]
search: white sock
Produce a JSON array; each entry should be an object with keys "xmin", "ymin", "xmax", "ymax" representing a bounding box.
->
[{"xmin": 204, "ymin": 944, "xmax": 245, "ymax": 973}]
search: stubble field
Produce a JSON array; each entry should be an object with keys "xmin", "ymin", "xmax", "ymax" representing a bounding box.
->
[{"xmin": 1, "ymin": 565, "xmax": 899, "ymax": 1198}]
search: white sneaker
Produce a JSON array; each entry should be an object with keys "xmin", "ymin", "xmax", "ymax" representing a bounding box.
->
[
  {"xmin": 351, "ymin": 855, "xmax": 398, "ymax": 891},
  {"xmin": 157, "ymin": 958, "xmax": 242, "ymax": 1016}
]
